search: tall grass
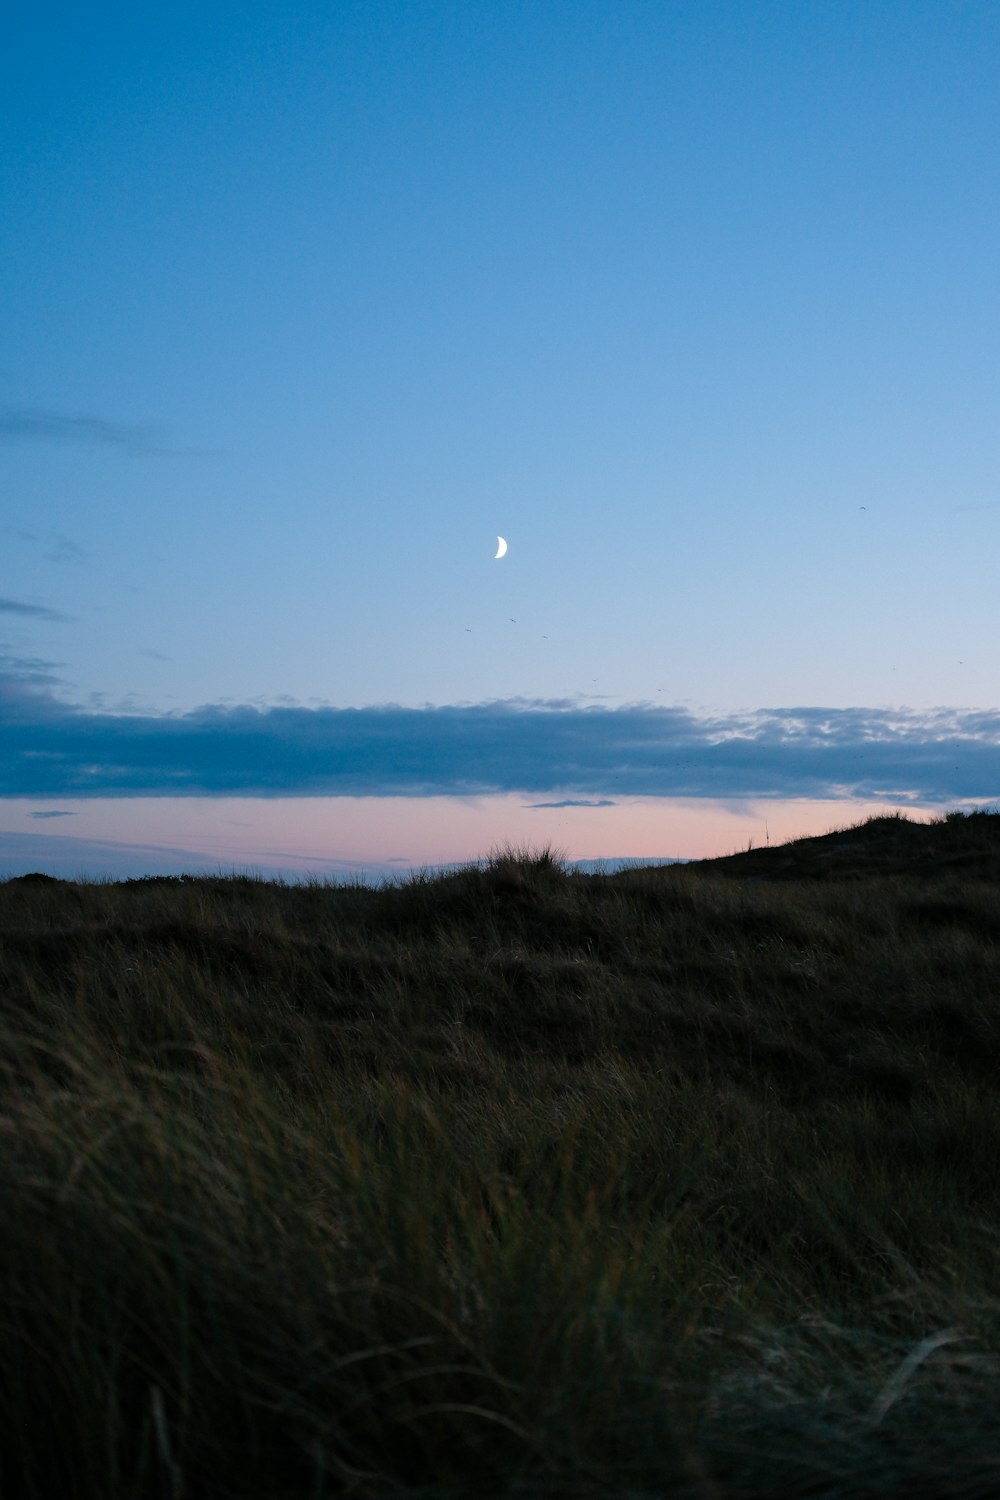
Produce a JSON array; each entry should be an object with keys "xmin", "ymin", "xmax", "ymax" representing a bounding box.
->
[{"xmin": 2, "ymin": 821, "xmax": 999, "ymax": 1496}]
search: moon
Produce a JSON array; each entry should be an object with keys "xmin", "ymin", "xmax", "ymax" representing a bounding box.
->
[{"xmin": 494, "ymin": 535, "xmax": 508, "ymax": 559}]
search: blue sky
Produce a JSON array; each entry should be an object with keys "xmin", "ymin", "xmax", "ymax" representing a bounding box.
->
[{"xmin": 3, "ymin": 1, "xmax": 999, "ymax": 879}]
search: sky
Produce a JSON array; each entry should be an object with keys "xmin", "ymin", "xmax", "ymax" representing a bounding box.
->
[{"xmin": 3, "ymin": 0, "xmax": 1000, "ymax": 881}]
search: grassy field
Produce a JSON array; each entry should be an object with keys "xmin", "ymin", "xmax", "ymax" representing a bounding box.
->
[{"xmin": 1, "ymin": 810, "xmax": 999, "ymax": 1498}]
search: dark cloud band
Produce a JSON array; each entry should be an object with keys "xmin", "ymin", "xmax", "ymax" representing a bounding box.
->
[{"xmin": 1, "ymin": 672, "xmax": 998, "ymax": 803}]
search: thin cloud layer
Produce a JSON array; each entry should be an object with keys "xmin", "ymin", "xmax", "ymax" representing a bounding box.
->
[
  {"xmin": 0, "ymin": 653, "xmax": 67, "ymax": 702},
  {"xmin": 0, "ymin": 406, "xmax": 160, "ymax": 454},
  {"xmin": 0, "ymin": 597, "xmax": 71, "ymax": 622},
  {"xmin": 528, "ymin": 799, "xmax": 617, "ymax": 809},
  {"xmin": 2, "ymin": 672, "xmax": 999, "ymax": 803}
]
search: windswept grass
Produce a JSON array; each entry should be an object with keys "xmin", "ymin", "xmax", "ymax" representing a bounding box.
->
[{"xmin": 2, "ymin": 815, "xmax": 999, "ymax": 1496}]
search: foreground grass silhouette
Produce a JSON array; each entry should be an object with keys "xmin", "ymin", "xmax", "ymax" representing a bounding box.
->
[{"xmin": 2, "ymin": 811, "xmax": 999, "ymax": 1497}]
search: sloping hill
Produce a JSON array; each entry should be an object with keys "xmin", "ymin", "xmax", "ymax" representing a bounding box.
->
[{"xmin": 683, "ymin": 808, "xmax": 1000, "ymax": 882}]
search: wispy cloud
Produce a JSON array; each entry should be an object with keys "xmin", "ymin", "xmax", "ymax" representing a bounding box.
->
[
  {"xmin": 28, "ymin": 809, "xmax": 76, "ymax": 819},
  {"xmin": 0, "ymin": 406, "xmax": 218, "ymax": 458},
  {"xmin": 0, "ymin": 597, "xmax": 72, "ymax": 623},
  {"xmin": 3, "ymin": 527, "xmax": 89, "ymax": 563},
  {"xmin": 0, "ymin": 652, "xmax": 67, "ymax": 702},
  {"xmin": 528, "ymin": 798, "xmax": 617, "ymax": 809},
  {"xmin": 0, "ymin": 406, "xmax": 161, "ymax": 455},
  {"xmin": 45, "ymin": 534, "xmax": 88, "ymax": 563},
  {"xmin": 1, "ymin": 673, "xmax": 998, "ymax": 804}
]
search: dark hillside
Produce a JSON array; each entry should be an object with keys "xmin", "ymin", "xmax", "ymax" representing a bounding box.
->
[
  {"xmin": 1, "ymin": 829, "xmax": 998, "ymax": 1497},
  {"xmin": 681, "ymin": 808, "xmax": 1000, "ymax": 882}
]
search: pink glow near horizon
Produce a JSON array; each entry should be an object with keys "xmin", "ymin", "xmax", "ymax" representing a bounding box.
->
[{"xmin": 1, "ymin": 793, "xmax": 941, "ymax": 879}]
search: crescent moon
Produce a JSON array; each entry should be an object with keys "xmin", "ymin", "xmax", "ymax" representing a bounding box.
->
[{"xmin": 494, "ymin": 536, "xmax": 508, "ymax": 559}]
